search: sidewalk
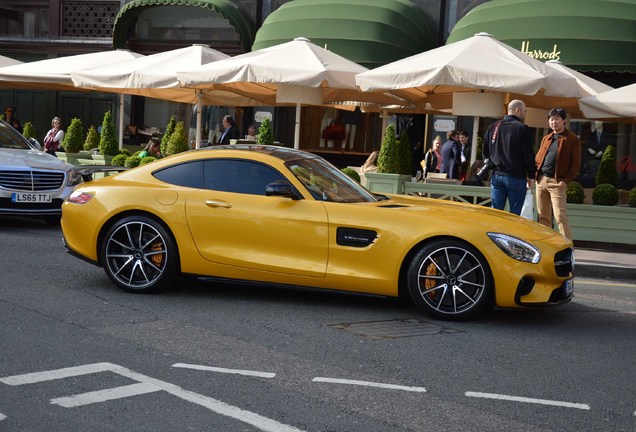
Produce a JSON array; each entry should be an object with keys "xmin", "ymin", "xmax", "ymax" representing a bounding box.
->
[{"xmin": 573, "ymin": 241, "xmax": 636, "ymax": 280}]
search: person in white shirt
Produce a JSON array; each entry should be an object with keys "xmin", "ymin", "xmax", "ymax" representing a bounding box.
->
[{"xmin": 43, "ymin": 117, "xmax": 64, "ymax": 156}]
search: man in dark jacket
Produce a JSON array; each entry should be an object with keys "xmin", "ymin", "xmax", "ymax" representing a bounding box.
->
[
  {"xmin": 483, "ymin": 99, "xmax": 535, "ymax": 215},
  {"xmin": 440, "ymin": 130, "xmax": 461, "ymax": 180},
  {"xmin": 535, "ymin": 108, "xmax": 581, "ymax": 240},
  {"xmin": 218, "ymin": 115, "xmax": 240, "ymax": 144}
]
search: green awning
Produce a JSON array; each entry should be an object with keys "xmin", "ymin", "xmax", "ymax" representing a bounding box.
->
[
  {"xmin": 447, "ymin": 0, "xmax": 636, "ymax": 73},
  {"xmin": 252, "ymin": 0, "xmax": 437, "ymax": 69},
  {"xmin": 112, "ymin": 0, "xmax": 255, "ymax": 52}
]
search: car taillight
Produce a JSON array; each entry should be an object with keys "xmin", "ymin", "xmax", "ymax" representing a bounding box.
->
[{"xmin": 67, "ymin": 191, "xmax": 93, "ymax": 204}]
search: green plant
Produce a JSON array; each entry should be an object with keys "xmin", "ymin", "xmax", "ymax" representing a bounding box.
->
[
  {"xmin": 110, "ymin": 154, "xmax": 128, "ymax": 166},
  {"xmin": 22, "ymin": 121, "xmax": 37, "ymax": 140},
  {"xmin": 119, "ymin": 148, "xmax": 132, "ymax": 157},
  {"xmin": 165, "ymin": 121, "xmax": 189, "ymax": 156},
  {"xmin": 62, "ymin": 117, "xmax": 85, "ymax": 153},
  {"xmin": 124, "ymin": 155, "xmax": 141, "ymax": 168},
  {"xmin": 566, "ymin": 181, "xmax": 585, "ymax": 204},
  {"xmin": 140, "ymin": 156, "xmax": 157, "ymax": 165},
  {"xmin": 258, "ymin": 118, "xmax": 275, "ymax": 145},
  {"xmin": 84, "ymin": 125, "xmax": 100, "ymax": 151},
  {"xmin": 378, "ymin": 124, "xmax": 411, "ymax": 174},
  {"xmin": 595, "ymin": 145, "xmax": 618, "ymax": 187},
  {"xmin": 98, "ymin": 111, "xmax": 119, "ymax": 156},
  {"xmin": 629, "ymin": 187, "xmax": 636, "ymax": 207},
  {"xmin": 397, "ymin": 130, "xmax": 412, "ymax": 175},
  {"xmin": 341, "ymin": 167, "xmax": 360, "ymax": 183},
  {"xmin": 161, "ymin": 115, "xmax": 177, "ymax": 156},
  {"xmin": 592, "ymin": 183, "xmax": 619, "ymax": 206}
]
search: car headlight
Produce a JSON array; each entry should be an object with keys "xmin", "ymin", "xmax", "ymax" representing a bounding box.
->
[
  {"xmin": 66, "ymin": 169, "xmax": 84, "ymax": 187},
  {"xmin": 487, "ymin": 232, "xmax": 541, "ymax": 264}
]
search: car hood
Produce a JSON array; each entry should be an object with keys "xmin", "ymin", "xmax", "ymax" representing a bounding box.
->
[
  {"xmin": 0, "ymin": 148, "xmax": 71, "ymax": 171},
  {"xmin": 375, "ymin": 194, "xmax": 561, "ymax": 242}
]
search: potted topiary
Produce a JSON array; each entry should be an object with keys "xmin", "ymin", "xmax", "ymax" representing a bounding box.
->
[
  {"xmin": 61, "ymin": 117, "xmax": 85, "ymax": 164},
  {"xmin": 566, "ymin": 181, "xmax": 585, "ymax": 204},
  {"xmin": 94, "ymin": 111, "xmax": 119, "ymax": 164},
  {"xmin": 22, "ymin": 121, "xmax": 37, "ymax": 141},
  {"xmin": 124, "ymin": 155, "xmax": 142, "ymax": 168},
  {"xmin": 258, "ymin": 118, "xmax": 275, "ymax": 145},
  {"xmin": 164, "ymin": 121, "xmax": 189, "ymax": 156},
  {"xmin": 364, "ymin": 124, "xmax": 412, "ymax": 194},
  {"xmin": 595, "ymin": 145, "xmax": 618, "ymax": 187},
  {"xmin": 84, "ymin": 125, "xmax": 100, "ymax": 152},
  {"xmin": 161, "ymin": 115, "xmax": 177, "ymax": 156},
  {"xmin": 341, "ymin": 167, "xmax": 360, "ymax": 183},
  {"xmin": 110, "ymin": 154, "xmax": 128, "ymax": 167},
  {"xmin": 592, "ymin": 183, "xmax": 619, "ymax": 206},
  {"xmin": 629, "ymin": 187, "xmax": 636, "ymax": 207},
  {"xmin": 139, "ymin": 156, "xmax": 157, "ymax": 165}
]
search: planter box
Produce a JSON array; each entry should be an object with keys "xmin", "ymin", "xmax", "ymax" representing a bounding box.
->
[
  {"xmin": 90, "ymin": 154, "xmax": 115, "ymax": 165},
  {"xmin": 567, "ymin": 203, "xmax": 636, "ymax": 244},
  {"xmin": 363, "ymin": 172, "xmax": 412, "ymax": 194}
]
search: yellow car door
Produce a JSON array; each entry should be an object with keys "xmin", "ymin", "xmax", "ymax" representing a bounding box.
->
[{"xmin": 185, "ymin": 158, "xmax": 329, "ymax": 277}]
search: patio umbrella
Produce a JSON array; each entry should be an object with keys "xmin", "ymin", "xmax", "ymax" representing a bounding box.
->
[
  {"xmin": 356, "ymin": 33, "xmax": 584, "ymax": 110},
  {"xmin": 71, "ymin": 44, "xmax": 271, "ymax": 148},
  {"xmin": 0, "ymin": 49, "xmax": 144, "ymax": 147},
  {"xmin": 177, "ymin": 37, "xmax": 405, "ymax": 149},
  {"xmin": 0, "ymin": 55, "xmax": 21, "ymax": 68},
  {"xmin": 578, "ymin": 83, "xmax": 636, "ymax": 121},
  {"xmin": 0, "ymin": 49, "xmax": 142, "ymax": 91}
]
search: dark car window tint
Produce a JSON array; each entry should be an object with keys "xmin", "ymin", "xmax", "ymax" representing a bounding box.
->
[
  {"xmin": 203, "ymin": 159, "xmax": 286, "ymax": 195},
  {"xmin": 153, "ymin": 161, "xmax": 204, "ymax": 188}
]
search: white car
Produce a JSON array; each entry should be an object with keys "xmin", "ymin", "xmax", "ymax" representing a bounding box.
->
[{"xmin": 0, "ymin": 119, "xmax": 83, "ymax": 223}]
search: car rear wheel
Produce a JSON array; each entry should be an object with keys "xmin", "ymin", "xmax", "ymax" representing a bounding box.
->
[
  {"xmin": 407, "ymin": 239, "xmax": 492, "ymax": 320},
  {"xmin": 101, "ymin": 215, "xmax": 178, "ymax": 293}
]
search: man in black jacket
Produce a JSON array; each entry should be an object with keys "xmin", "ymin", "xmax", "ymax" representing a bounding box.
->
[{"xmin": 483, "ymin": 100, "xmax": 536, "ymax": 215}]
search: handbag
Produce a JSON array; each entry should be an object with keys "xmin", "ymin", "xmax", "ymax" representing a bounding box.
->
[
  {"xmin": 520, "ymin": 189, "xmax": 534, "ymax": 220},
  {"xmin": 321, "ymin": 121, "xmax": 346, "ymax": 141}
]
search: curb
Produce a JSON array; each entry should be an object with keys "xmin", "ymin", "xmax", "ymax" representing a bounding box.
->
[{"xmin": 574, "ymin": 263, "xmax": 636, "ymax": 281}]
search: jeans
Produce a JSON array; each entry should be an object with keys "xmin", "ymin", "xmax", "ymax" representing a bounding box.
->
[{"xmin": 490, "ymin": 174, "xmax": 527, "ymax": 215}]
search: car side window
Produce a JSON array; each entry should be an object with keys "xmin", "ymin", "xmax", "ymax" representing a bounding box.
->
[
  {"xmin": 153, "ymin": 161, "xmax": 204, "ymax": 188},
  {"xmin": 203, "ymin": 159, "xmax": 287, "ymax": 195}
]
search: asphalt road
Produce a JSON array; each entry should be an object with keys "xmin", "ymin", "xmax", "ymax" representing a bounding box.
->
[{"xmin": 0, "ymin": 216, "xmax": 635, "ymax": 432}]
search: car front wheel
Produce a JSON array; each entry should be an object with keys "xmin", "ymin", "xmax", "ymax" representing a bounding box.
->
[
  {"xmin": 407, "ymin": 239, "xmax": 492, "ymax": 320},
  {"xmin": 101, "ymin": 215, "xmax": 178, "ymax": 293}
]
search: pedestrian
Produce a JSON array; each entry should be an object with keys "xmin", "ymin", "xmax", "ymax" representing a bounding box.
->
[
  {"xmin": 4, "ymin": 105, "xmax": 22, "ymax": 133},
  {"xmin": 458, "ymin": 131, "xmax": 471, "ymax": 180},
  {"xmin": 218, "ymin": 115, "xmax": 240, "ymax": 145},
  {"xmin": 138, "ymin": 137, "xmax": 162, "ymax": 159},
  {"xmin": 440, "ymin": 130, "xmax": 461, "ymax": 180},
  {"xmin": 483, "ymin": 99, "xmax": 536, "ymax": 215},
  {"xmin": 421, "ymin": 136, "xmax": 442, "ymax": 178},
  {"xmin": 43, "ymin": 116, "xmax": 64, "ymax": 156},
  {"xmin": 535, "ymin": 108, "xmax": 581, "ymax": 240}
]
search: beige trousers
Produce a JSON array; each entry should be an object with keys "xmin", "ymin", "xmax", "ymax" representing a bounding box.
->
[{"xmin": 536, "ymin": 174, "xmax": 572, "ymax": 240}]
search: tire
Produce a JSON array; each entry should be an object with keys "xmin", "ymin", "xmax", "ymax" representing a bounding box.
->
[
  {"xmin": 100, "ymin": 215, "xmax": 178, "ymax": 293},
  {"xmin": 407, "ymin": 239, "xmax": 492, "ymax": 320}
]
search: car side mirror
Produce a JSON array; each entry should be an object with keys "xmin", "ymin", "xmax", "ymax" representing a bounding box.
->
[
  {"xmin": 27, "ymin": 137, "xmax": 42, "ymax": 150},
  {"xmin": 266, "ymin": 180, "xmax": 298, "ymax": 199}
]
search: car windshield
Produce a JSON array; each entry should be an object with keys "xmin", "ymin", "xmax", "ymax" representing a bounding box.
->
[
  {"xmin": 0, "ymin": 121, "xmax": 31, "ymax": 150},
  {"xmin": 285, "ymin": 157, "xmax": 377, "ymax": 203}
]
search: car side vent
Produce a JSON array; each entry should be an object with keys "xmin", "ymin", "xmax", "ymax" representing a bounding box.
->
[
  {"xmin": 554, "ymin": 248, "xmax": 574, "ymax": 277},
  {"xmin": 378, "ymin": 204, "xmax": 408, "ymax": 208},
  {"xmin": 337, "ymin": 227, "xmax": 378, "ymax": 247}
]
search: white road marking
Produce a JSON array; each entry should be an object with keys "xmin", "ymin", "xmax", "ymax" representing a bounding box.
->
[
  {"xmin": 0, "ymin": 413, "xmax": 6, "ymax": 421},
  {"xmin": 465, "ymin": 391, "xmax": 590, "ymax": 410},
  {"xmin": 0, "ymin": 362, "xmax": 115, "ymax": 385},
  {"xmin": 0, "ymin": 363, "xmax": 305, "ymax": 432},
  {"xmin": 51, "ymin": 382, "xmax": 162, "ymax": 408},
  {"xmin": 172, "ymin": 363, "xmax": 276, "ymax": 378},
  {"xmin": 312, "ymin": 377, "xmax": 426, "ymax": 393}
]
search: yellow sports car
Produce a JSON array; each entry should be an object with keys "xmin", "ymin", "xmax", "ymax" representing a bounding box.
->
[{"xmin": 62, "ymin": 145, "xmax": 574, "ymax": 320}]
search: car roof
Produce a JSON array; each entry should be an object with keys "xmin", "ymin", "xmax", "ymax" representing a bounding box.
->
[{"xmin": 201, "ymin": 144, "xmax": 321, "ymax": 163}]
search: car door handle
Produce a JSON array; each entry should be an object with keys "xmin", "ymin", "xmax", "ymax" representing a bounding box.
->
[{"xmin": 206, "ymin": 200, "xmax": 232, "ymax": 208}]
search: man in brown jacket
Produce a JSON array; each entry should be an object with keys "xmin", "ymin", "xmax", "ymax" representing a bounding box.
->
[{"xmin": 535, "ymin": 108, "xmax": 581, "ymax": 240}]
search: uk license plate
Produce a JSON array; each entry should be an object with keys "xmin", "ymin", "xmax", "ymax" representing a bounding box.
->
[
  {"xmin": 564, "ymin": 279, "xmax": 574, "ymax": 297},
  {"xmin": 11, "ymin": 192, "xmax": 53, "ymax": 203}
]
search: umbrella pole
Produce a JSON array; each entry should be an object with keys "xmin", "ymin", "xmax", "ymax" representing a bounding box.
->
[
  {"xmin": 196, "ymin": 92, "xmax": 202, "ymax": 149},
  {"xmin": 118, "ymin": 93, "xmax": 124, "ymax": 150},
  {"xmin": 294, "ymin": 103, "xmax": 301, "ymax": 149},
  {"xmin": 471, "ymin": 116, "xmax": 479, "ymax": 163}
]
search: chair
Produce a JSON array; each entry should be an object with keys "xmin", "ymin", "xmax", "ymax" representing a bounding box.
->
[{"xmin": 124, "ymin": 125, "xmax": 139, "ymax": 146}]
